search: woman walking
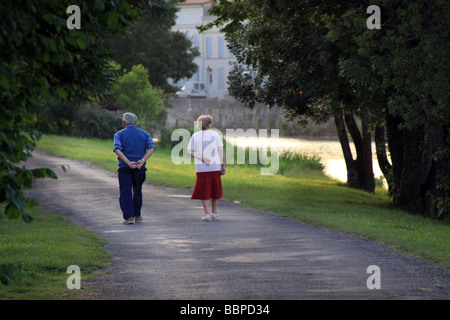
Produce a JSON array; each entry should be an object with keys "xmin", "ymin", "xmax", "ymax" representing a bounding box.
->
[{"xmin": 187, "ymin": 115, "xmax": 225, "ymax": 221}]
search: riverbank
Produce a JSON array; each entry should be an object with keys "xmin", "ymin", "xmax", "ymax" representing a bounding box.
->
[
  {"xmin": 226, "ymin": 135, "xmax": 385, "ymax": 185},
  {"xmin": 35, "ymin": 134, "xmax": 450, "ymax": 271}
]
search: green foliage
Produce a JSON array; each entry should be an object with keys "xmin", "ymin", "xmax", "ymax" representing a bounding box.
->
[
  {"xmin": 278, "ymin": 153, "xmax": 325, "ymax": 175},
  {"xmin": 112, "ymin": 64, "xmax": 165, "ymax": 132},
  {"xmin": 72, "ymin": 105, "xmax": 123, "ymax": 139},
  {"xmin": 0, "ymin": 263, "xmax": 24, "ymax": 286},
  {"xmin": 36, "ymin": 100, "xmax": 82, "ymax": 135},
  {"xmin": 333, "ymin": 0, "xmax": 450, "ymax": 218},
  {"xmin": 114, "ymin": 0, "xmax": 200, "ymax": 92},
  {"xmin": 0, "ymin": 145, "xmax": 58, "ymax": 223}
]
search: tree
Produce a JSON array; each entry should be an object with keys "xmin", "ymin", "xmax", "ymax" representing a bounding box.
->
[
  {"xmin": 203, "ymin": 0, "xmax": 377, "ymax": 193},
  {"xmin": 323, "ymin": 1, "xmax": 394, "ymax": 193},
  {"xmin": 112, "ymin": 64, "xmax": 165, "ymax": 132},
  {"xmin": 383, "ymin": 0, "xmax": 449, "ymax": 217},
  {"xmin": 328, "ymin": 0, "xmax": 449, "ymax": 217},
  {"xmin": 114, "ymin": 0, "xmax": 200, "ymax": 92}
]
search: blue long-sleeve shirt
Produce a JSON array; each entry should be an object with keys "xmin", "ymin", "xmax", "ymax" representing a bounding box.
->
[{"xmin": 113, "ymin": 125, "xmax": 155, "ymax": 168}]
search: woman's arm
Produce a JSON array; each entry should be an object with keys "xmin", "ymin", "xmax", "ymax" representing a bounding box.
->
[{"xmin": 187, "ymin": 148, "xmax": 210, "ymax": 165}]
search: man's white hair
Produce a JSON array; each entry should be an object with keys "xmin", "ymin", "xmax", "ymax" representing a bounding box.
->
[{"xmin": 123, "ymin": 112, "xmax": 137, "ymax": 124}]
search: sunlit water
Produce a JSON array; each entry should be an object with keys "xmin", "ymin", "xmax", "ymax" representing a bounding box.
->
[{"xmin": 225, "ymin": 136, "xmax": 385, "ymax": 184}]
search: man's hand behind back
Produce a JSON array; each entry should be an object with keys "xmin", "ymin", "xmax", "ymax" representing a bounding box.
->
[
  {"xmin": 135, "ymin": 160, "xmax": 144, "ymax": 170},
  {"xmin": 129, "ymin": 162, "xmax": 137, "ymax": 169}
]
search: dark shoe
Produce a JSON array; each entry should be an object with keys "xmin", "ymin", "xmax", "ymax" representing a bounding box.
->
[
  {"xmin": 123, "ymin": 217, "xmax": 134, "ymax": 225},
  {"xmin": 135, "ymin": 216, "xmax": 143, "ymax": 223}
]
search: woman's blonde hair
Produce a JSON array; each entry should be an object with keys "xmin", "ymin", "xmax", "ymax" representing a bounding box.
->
[{"xmin": 196, "ymin": 114, "xmax": 213, "ymax": 130}]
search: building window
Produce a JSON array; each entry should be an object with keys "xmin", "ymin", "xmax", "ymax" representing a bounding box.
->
[
  {"xmin": 206, "ymin": 37, "xmax": 212, "ymax": 58},
  {"xmin": 195, "ymin": 34, "xmax": 200, "ymax": 48},
  {"xmin": 218, "ymin": 68, "xmax": 224, "ymax": 90},
  {"xmin": 218, "ymin": 36, "xmax": 224, "ymax": 58}
]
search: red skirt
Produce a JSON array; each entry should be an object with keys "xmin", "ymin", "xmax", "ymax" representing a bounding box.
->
[{"xmin": 191, "ymin": 171, "xmax": 223, "ymax": 200}]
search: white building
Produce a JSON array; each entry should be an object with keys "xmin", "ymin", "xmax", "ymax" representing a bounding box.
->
[{"xmin": 171, "ymin": 0, "xmax": 235, "ymax": 98}]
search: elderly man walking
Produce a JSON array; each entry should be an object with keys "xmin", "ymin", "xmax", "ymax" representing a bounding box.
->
[{"xmin": 113, "ymin": 112, "xmax": 155, "ymax": 224}]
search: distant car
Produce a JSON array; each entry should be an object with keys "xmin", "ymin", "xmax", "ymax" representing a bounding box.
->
[{"xmin": 174, "ymin": 82, "xmax": 207, "ymax": 98}]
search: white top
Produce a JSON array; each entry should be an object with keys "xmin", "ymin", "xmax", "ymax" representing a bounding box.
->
[{"xmin": 188, "ymin": 129, "xmax": 224, "ymax": 172}]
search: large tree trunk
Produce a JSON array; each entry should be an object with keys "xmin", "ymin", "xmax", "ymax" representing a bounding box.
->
[
  {"xmin": 374, "ymin": 125, "xmax": 393, "ymax": 193},
  {"xmin": 386, "ymin": 104, "xmax": 450, "ymax": 217},
  {"xmin": 386, "ymin": 113, "xmax": 424, "ymax": 213},
  {"xmin": 334, "ymin": 113, "xmax": 375, "ymax": 193},
  {"xmin": 422, "ymin": 98, "xmax": 449, "ymax": 217}
]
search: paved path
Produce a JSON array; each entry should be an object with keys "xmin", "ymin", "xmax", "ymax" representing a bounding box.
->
[{"xmin": 25, "ymin": 151, "xmax": 449, "ymax": 300}]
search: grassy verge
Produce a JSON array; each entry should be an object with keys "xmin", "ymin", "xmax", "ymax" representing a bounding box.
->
[
  {"xmin": 0, "ymin": 204, "xmax": 111, "ymax": 299},
  {"xmin": 35, "ymin": 134, "xmax": 450, "ymax": 271}
]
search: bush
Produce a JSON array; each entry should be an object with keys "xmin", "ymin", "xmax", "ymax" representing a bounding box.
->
[
  {"xmin": 72, "ymin": 106, "xmax": 123, "ymax": 139},
  {"xmin": 277, "ymin": 152, "xmax": 324, "ymax": 175},
  {"xmin": 158, "ymin": 125, "xmax": 195, "ymax": 149}
]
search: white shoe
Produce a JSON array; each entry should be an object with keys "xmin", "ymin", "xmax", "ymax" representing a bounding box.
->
[
  {"xmin": 212, "ymin": 213, "xmax": 219, "ymax": 220},
  {"xmin": 202, "ymin": 214, "xmax": 211, "ymax": 222}
]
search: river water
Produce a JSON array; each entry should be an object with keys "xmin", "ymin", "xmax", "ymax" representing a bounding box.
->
[{"xmin": 226, "ymin": 136, "xmax": 385, "ymax": 184}]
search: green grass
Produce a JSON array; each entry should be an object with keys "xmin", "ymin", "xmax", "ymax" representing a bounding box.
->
[
  {"xmin": 35, "ymin": 134, "xmax": 450, "ymax": 271},
  {"xmin": 0, "ymin": 204, "xmax": 111, "ymax": 299}
]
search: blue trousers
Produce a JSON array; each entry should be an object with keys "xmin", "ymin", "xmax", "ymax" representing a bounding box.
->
[{"xmin": 118, "ymin": 166, "xmax": 146, "ymax": 220}]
